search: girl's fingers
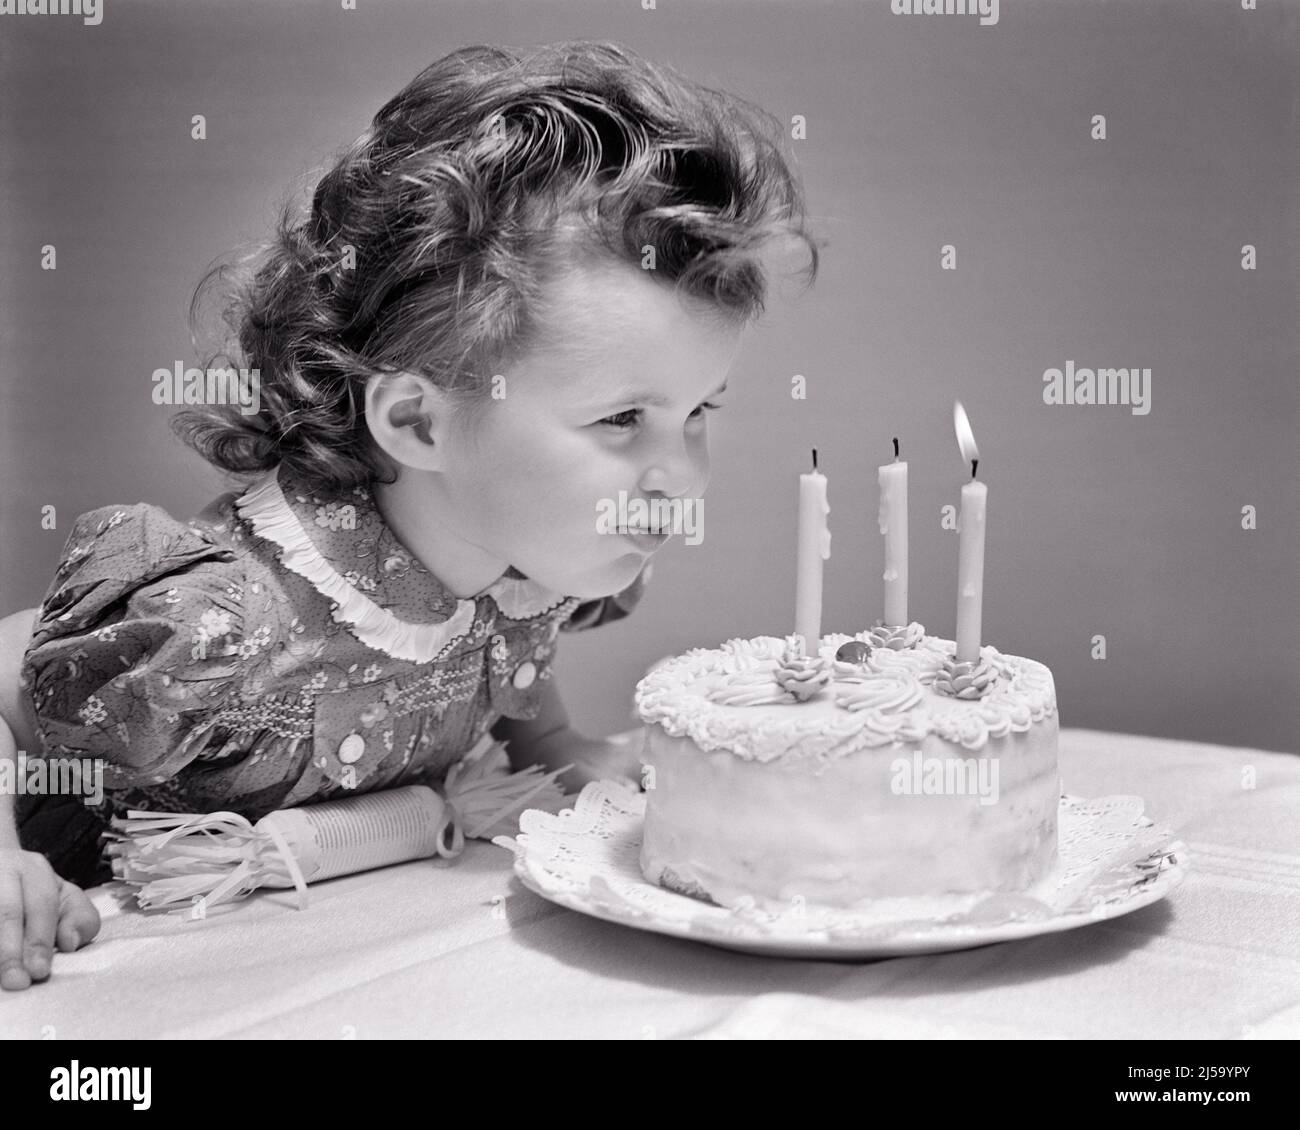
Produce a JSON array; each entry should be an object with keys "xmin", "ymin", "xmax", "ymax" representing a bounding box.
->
[
  {"xmin": 20, "ymin": 864, "xmax": 59, "ymax": 981},
  {"xmin": 57, "ymin": 880, "xmax": 101, "ymax": 951},
  {"xmin": 55, "ymin": 916, "xmax": 80, "ymax": 953},
  {"xmin": 0, "ymin": 868, "xmax": 31, "ymax": 990}
]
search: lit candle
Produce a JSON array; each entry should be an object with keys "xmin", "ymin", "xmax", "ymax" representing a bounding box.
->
[
  {"xmin": 794, "ymin": 448, "xmax": 830, "ymax": 654},
  {"xmin": 878, "ymin": 437, "xmax": 908, "ymax": 626},
  {"xmin": 953, "ymin": 401, "xmax": 986, "ymax": 664}
]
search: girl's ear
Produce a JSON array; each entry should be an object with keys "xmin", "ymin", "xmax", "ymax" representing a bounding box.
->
[{"xmin": 364, "ymin": 371, "xmax": 457, "ymax": 473}]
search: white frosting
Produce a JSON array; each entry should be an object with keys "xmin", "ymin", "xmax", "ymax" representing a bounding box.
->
[
  {"xmin": 634, "ymin": 631, "xmax": 1061, "ymax": 909},
  {"xmin": 635, "ymin": 632, "xmax": 1057, "ymax": 759},
  {"xmin": 639, "ymin": 717, "xmax": 1060, "ymax": 909}
]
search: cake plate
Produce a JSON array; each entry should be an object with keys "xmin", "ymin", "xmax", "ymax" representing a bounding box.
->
[{"xmin": 492, "ymin": 784, "xmax": 1188, "ymax": 959}]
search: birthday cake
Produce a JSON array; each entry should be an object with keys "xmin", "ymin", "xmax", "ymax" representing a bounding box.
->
[{"xmin": 633, "ymin": 625, "xmax": 1059, "ymax": 911}]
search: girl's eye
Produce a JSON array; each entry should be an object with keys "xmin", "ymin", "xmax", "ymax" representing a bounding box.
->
[
  {"xmin": 598, "ymin": 402, "xmax": 724, "ymax": 430},
  {"xmin": 691, "ymin": 400, "xmax": 724, "ymax": 419},
  {"xmin": 600, "ymin": 408, "xmax": 642, "ymax": 430}
]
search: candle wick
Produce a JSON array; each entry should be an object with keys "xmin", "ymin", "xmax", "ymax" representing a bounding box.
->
[
  {"xmin": 892, "ymin": 436, "xmax": 899, "ymax": 460},
  {"xmin": 812, "ymin": 447, "xmax": 818, "ymax": 471},
  {"xmin": 971, "ymin": 458, "xmax": 979, "ymax": 479}
]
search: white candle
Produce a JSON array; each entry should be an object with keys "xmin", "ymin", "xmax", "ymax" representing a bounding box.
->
[
  {"xmin": 878, "ymin": 437, "xmax": 908, "ymax": 626},
  {"xmin": 953, "ymin": 402, "xmax": 986, "ymax": 664},
  {"xmin": 795, "ymin": 448, "xmax": 830, "ymax": 654}
]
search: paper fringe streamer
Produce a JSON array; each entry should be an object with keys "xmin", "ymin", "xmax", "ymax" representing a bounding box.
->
[{"xmin": 103, "ymin": 736, "xmax": 572, "ymax": 914}]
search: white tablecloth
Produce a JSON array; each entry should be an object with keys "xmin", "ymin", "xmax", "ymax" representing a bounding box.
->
[{"xmin": 2, "ymin": 728, "xmax": 1297, "ymax": 1040}]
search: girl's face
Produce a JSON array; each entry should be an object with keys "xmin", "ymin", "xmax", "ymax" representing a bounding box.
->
[{"xmin": 436, "ymin": 257, "xmax": 745, "ymax": 600}]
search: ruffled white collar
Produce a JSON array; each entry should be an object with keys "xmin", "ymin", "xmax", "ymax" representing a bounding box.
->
[{"xmin": 233, "ymin": 466, "xmax": 576, "ymax": 663}]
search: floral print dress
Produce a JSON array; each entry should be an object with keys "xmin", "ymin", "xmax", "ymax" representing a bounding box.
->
[{"xmin": 15, "ymin": 463, "xmax": 649, "ymax": 888}]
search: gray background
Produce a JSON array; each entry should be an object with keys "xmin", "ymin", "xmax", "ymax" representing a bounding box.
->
[{"xmin": 2, "ymin": 0, "xmax": 1297, "ymax": 752}]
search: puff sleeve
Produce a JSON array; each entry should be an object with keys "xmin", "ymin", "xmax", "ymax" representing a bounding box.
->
[
  {"xmin": 559, "ymin": 561, "xmax": 652, "ymax": 633},
  {"xmin": 20, "ymin": 503, "xmax": 245, "ymax": 791}
]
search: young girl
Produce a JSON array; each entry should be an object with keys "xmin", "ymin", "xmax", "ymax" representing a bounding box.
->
[{"xmin": 0, "ymin": 40, "xmax": 818, "ymax": 990}]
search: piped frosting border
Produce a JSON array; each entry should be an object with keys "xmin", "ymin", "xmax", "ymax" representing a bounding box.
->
[{"xmin": 635, "ymin": 632, "xmax": 1057, "ymax": 759}]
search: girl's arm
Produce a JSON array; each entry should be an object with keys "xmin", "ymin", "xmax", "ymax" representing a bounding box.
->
[
  {"xmin": 1, "ymin": 716, "xmax": 21, "ymax": 851},
  {"xmin": 0, "ymin": 609, "xmax": 101, "ymax": 991},
  {"xmin": 0, "ymin": 608, "xmax": 42, "ymax": 851}
]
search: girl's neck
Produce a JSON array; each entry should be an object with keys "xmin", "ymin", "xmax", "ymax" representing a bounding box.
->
[{"xmin": 371, "ymin": 472, "xmax": 509, "ymax": 600}]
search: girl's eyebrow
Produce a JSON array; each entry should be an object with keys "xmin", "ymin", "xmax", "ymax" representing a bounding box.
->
[{"xmin": 597, "ymin": 380, "xmax": 728, "ymax": 409}]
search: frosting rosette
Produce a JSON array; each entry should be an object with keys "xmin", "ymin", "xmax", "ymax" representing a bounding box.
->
[
  {"xmin": 773, "ymin": 647, "xmax": 832, "ymax": 702},
  {"xmin": 934, "ymin": 651, "xmax": 1000, "ymax": 700},
  {"xmin": 866, "ymin": 620, "xmax": 926, "ymax": 651}
]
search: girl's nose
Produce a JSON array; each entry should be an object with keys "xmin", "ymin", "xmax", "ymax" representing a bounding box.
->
[{"xmin": 639, "ymin": 443, "xmax": 707, "ymax": 500}]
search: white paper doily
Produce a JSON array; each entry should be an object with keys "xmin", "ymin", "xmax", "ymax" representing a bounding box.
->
[{"xmin": 492, "ymin": 786, "xmax": 1188, "ymax": 958}]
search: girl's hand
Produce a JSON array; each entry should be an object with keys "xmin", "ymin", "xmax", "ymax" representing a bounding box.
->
[{"xmin": 0, "ymin": 848, "xmax": 101, "ymax": 991}]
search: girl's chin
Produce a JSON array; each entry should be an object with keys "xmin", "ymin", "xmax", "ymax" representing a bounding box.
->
[{"xmin": 553, "ymin": 554, "xmax": 647, "ymax": 599}]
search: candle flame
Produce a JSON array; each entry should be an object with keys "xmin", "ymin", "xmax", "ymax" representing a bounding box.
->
[{"xmin": 953, "ymin": 400, "xmax": 979, "ymax": 473}]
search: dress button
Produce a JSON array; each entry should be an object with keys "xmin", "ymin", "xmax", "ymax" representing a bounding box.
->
[
  {"xmin": 512, "ymin": 660, "xmax": 537, "ymax": 689},
  {"xmin": 338, "ymin": 732, "xmax": 366, "ymax": 764}
]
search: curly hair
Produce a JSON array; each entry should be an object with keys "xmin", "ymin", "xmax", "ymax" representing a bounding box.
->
[{"xmin": 174, "ymin": 40, "xmax": 822, "ymax": 498}]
